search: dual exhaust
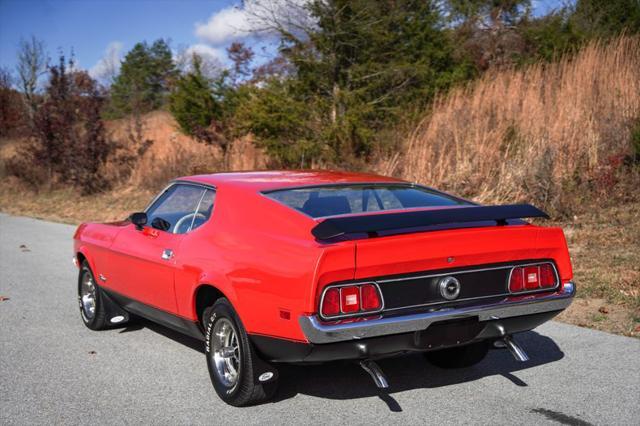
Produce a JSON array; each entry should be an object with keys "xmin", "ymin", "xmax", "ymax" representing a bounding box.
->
[{"xmin": 359, "ymin": 335, "xmax": 529, "ymax": 389}]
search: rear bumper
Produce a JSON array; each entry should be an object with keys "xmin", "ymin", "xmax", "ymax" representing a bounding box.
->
[{"xmin": 299, "ymin": 282, "xmax": 575, "ymax": 344}]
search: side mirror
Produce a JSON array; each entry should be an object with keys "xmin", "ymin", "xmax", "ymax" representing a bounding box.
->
[{"xmin": 130, "ymin": 212, "xmax": 147, "ymax": 230}]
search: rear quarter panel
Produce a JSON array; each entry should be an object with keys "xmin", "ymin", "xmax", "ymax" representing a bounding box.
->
[{"xmin": 174, "ymin": 186, "xmax": 355, "ymax": 342}]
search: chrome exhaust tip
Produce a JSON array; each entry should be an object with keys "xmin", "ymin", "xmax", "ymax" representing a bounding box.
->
[
  {"xmin": 503, "ymin": 335, "xmax": 529, "ymax": 362},
  {"xmin": 360, "ymin": 360, "xmax": 389, "ymax": 389}
]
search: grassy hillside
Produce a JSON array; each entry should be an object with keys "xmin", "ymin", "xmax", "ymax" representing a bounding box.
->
[{"xmin": 389, "ymin": 36, "xmax": 640, "ymax": 215}]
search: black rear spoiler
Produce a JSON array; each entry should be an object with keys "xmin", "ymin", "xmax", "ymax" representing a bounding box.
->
[{"xmin": 311, "ymin": 204, "xmax": 549, "ymax": 240}]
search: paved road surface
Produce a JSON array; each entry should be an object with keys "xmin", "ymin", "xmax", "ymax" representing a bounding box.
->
[{"xmin": 1, "ymin": 213, "xmax": 639, "ymax": 425}]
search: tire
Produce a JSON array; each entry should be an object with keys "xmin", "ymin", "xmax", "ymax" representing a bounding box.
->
[
  {"xmin": 77, "ymin": 261, "xmax": 108, "ymax": 330},
  {"xmin": 204, "ymin": 298, "xmax": 277, "ymax": 406},
  {"xmin": 424, "ymin": 340, "xmax": 490, "ymax": 369}
]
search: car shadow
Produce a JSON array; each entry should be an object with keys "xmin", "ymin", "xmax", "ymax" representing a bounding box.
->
[{"xmin": 124, "ymin": 320, "xmax": 564, "ymax": 411}]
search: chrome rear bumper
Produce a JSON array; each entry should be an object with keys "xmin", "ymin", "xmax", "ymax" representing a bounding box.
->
[{"xmin": 299, "ymin": 282, "xmax": 575, "ymax": 344}]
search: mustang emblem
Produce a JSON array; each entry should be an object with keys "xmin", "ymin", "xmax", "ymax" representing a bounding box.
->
[{"xmin": 439, "ymin": 276, "xmax": 461, "ymax": 300}]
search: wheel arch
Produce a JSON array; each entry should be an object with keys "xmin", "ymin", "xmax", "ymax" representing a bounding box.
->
[
  {"xmin": 193, "ymin": 283, "xmax": 229, "ymax": 326},
  {"xmin": 75, "ymin": 247, "xmax": 97, "ymax": 274}
]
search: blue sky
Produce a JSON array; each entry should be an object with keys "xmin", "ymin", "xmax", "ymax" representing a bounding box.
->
[
  {"xmin": 0, "ymin": 0, "xmax": 567, "ymax": 79},
  {"xmin": 0, "ymin": 0, "xmax": 252, "ymax": 75}
]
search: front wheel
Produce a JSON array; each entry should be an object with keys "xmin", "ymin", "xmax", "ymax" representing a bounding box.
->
[
  {"xmin": 424, "ymin": 340, "xmax": 490, "ymax": 369},
  {"xmin": 78, "ymin": 261, "xmax": 108, "ymax": 330},
  {"xmin": 204, "ymin": 298, "xmax": 277, "ymax": 406}
]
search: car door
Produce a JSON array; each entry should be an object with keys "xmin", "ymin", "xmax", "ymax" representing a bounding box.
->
[{"xmin": 106, "ymin": 183, "xmax": 210, "ymax": 313}]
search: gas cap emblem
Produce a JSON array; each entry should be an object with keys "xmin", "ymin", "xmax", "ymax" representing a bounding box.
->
[{"xmin": 439, "ymin": 276, "xmax": 461, "ymax": 300}]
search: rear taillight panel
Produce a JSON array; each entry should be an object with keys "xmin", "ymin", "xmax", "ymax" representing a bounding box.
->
[
  {"xmin": 319, "ymin": 282, "xmax": 384, "ymax": 320},
  {"xmin": 509, "ymin": 262, "xmax": 559, "ymax": 294}
]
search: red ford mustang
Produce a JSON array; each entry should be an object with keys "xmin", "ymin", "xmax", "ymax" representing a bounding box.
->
[{"xmin": 73, "ymin": 171, "xmax": 575, "ymax": 406}]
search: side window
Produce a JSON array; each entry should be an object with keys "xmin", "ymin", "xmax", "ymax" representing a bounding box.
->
[
  {"xmin": 146, "ymin": 184, "xmax": 210, "ymax": 234},
  {"xmin": 190, "ymin": 189, "xmax": 216, "ymax": 232}
]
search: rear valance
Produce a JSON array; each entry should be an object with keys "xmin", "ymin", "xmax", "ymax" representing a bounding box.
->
[{"xmin": 311, "ymin": 204, "xmax": 549, "ymax": 240}]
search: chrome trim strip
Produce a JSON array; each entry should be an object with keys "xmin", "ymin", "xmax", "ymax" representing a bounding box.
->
[
  {"xmin": 383, "ymin": 291, "xmax": 513, "ymax": 314},
  {"xmin": 375, "ymin": 261, "xmax": 557, "ymax": 284},
  {"xmin": 299, "ymin": 282, "xmax": 575, "ymax": 344}
]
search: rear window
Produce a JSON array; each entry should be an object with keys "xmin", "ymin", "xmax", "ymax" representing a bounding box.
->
[{"xmin": 264, "ymin": 184, "xmax": 469, "ymax": 218}]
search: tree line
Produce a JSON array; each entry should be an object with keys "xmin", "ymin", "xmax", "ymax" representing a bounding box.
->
[{"xmin": 1, "ymin": 0, "xmax": 638, "ymax": 194}]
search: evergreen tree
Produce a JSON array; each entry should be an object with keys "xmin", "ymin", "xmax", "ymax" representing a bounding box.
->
[
  {"xmin": 240, "ymin": 0, "xmax": 470, "ymax": 165},
  {"xmin": 169, "ymin": 54, "xmax": 225, "ymax": 149},
  {"xmin": 109, "ymin": 39, "xmax": 176, "ymax": 117},
  {"xmin": 572, "ymin": 0, "xmax": 640, "ymax": 37}
]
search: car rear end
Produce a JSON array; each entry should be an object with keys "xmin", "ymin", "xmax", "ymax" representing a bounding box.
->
[
  {"xmin": 263, "ymin": 183, "xmax": 575, "ymax": 371},
  {"xmin": 299, "ymin": 223, "xmax": 574, "ymax": 359}
]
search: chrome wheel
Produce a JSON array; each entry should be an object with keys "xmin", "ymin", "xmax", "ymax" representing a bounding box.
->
[
  {"xmin": 80, "ymin": 270, "xmax": 97, "ymax": 321},
  {"xmin": 211, "ymin": 318, "xmax": 241, "ymax": 388}
]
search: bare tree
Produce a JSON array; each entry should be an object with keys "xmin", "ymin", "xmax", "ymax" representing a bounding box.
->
[
  {"xmin": 175, "ymin": 44, "xmax": 225, "ymax": 80},
  {"xmin": 91, "ymin": 42, "xmax": 122, "ymax": 86},
  {"xmin": 227, "ymin": 42, "xmax": 255, "ymax": 85},
  {"xmin": 243, "ymin": 0, "xmax": 315, "ymax": 40},
  {"xmin": 16, "ymin": 36, "xmax": 48, "ymax": 119}
]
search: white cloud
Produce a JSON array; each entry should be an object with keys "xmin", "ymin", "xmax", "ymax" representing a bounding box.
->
[
  {"xmin": 194, "ymin": 0, "xmax": 314, "ymax": 47},
  {"xmin": 89, "ymin": 41, "xmax": 123, "ymax": 83},
  {"xmin": 195, "ymin": 6, "xmax": 253, "ymax": 45},
  {"xmin": 185, "ymin": 43, "xmax": 227, "ymax": 64},
  {"xmin": 189, "ymin": 1, "xmax": 315, "ymax": 73}
]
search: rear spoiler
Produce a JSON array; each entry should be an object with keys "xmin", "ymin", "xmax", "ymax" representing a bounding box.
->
[{"xmin": 311, "ymin": 204, "xmax": 549, "ymax": 240}]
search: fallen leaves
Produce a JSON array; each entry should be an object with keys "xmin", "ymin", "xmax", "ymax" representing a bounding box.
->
[
  {"xmin": 19, "ymin": 244, "xmax": 30, "ymax": 252},
  {"xmin": 0, "ymin": 296, "xmax": 9, "ymax": 302},
  {"xmin": 598, "ymin": 306, "xmax": 609, "ymax": 314}
]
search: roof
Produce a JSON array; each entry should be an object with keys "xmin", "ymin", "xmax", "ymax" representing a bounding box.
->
[{"xmin": 179, "ymin": 170, "xmax": 407, "ymax": 192}]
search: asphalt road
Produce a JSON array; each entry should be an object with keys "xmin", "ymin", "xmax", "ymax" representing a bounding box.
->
[{"xmin": 1, "ymin": 213, "xmax": 639, "ymax": 425}]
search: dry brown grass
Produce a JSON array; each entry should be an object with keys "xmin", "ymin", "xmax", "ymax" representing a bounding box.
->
[
  {"xmin": 396, "ymin": 36, "xmax": 640, "ymax": 212},
  {"xmin": 101, "ymin": 111, "xmax": 267, "ymax": 192},
  {"xmin": 554, "ymin": 203, "xmax": 640, "ymax": 337}
]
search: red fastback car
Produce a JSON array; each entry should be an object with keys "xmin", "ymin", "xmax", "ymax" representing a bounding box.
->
[{"xmin": 73, "ymin": 171, "xmax": 575, "ymax": 406}]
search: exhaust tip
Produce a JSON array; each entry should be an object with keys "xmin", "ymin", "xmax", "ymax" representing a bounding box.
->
[
  {"xmin": 360, "ymin": 360, "xmax": 389, "ymax": 389},
  {"xmin": 503, "ymin": 335, "xmax": 529, "ymax": 362}
]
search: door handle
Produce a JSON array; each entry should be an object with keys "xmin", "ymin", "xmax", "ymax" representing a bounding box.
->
[{"xmin": 161, "ymin": 249, "xmax": 174, "ymax": 260}]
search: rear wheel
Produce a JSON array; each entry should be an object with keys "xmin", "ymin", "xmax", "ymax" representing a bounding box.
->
[
  {"xmin": 424, "ymin": 340, "xmax": 490, "ymax": 369},
  {"xmin": 78, "ymin": 261, "xmax": 108, "ymax": 330},
  {"xmin": 204, "ymin": 298, "xmax": 277, "ymax": 406}
]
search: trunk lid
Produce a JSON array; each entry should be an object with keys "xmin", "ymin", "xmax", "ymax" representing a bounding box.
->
[{"xmin": 354, "ymin": 224, "xmax": 572, "ymax": 282}]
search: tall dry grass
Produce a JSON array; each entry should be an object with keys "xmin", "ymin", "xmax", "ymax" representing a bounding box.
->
[
  {"xmin": 101, "ymin": 111, "xmax": 267, "ymax": 191},
  {"xmin": 399, "ymin": 36, "xmax": 640, "ymax": 212}
]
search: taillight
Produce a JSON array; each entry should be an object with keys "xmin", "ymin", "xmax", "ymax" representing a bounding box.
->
[
  {"xmin": 340, "ymin": 286, "xmax": 360, "ymax": 313},
  {"xmin": 524, "ymin": 266, "xmax": 540, "ymax": 289},
  {"xmin": 509, "ymin": 263, "xmax": 558, "ymax": 293},
  {"xmin": 321, "ymin": 288, "xmax": 340, "ymax": 317},
  {"xmin": 509, "ymin": 267, "xmax": 524, "ymax": 292},
  {"xmin": 540, "ymin": 264, "xmax": 556, "ymax": 287},
  {"xmin": 320, "ymin": 283, "xmax": 383, "ymax": 319},
  {"xmin": 361, "ymin": 284, "xmax": 382, "ymax": 310}
]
